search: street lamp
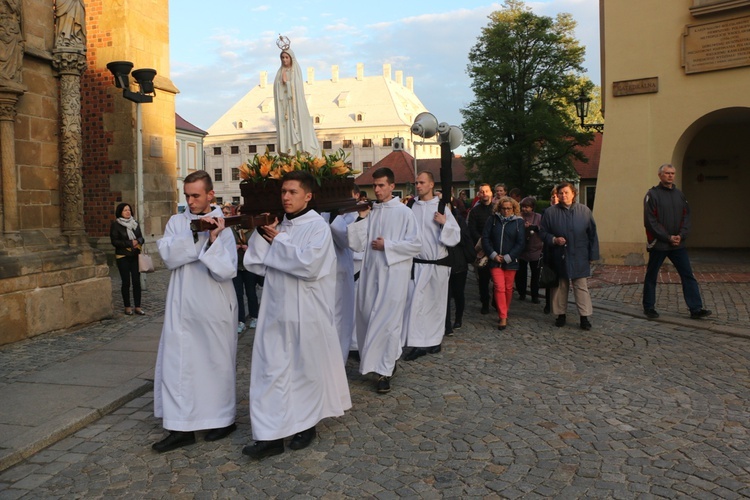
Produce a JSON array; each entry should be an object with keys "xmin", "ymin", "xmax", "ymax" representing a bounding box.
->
[
  {"xmin": 106, "ymin": 61, "xmax": 156, "ymax": 287},
  {"xmin": 573, "ymin": 91, "xmax": 604, "ymax": 132},
  {"xmin": 410, "ymin": 112, "xmax": 463, "ymax": 202},
  {"xmin": 105, "ymin": 61, "xmax": 157, "ymax": 231}
]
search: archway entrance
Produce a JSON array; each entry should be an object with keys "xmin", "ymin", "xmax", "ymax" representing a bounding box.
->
[{"xmin": 674, "ymin": 107, "xmax": 750, "ymax": 248}]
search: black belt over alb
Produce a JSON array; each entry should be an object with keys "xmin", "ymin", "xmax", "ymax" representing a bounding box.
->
[{"xmin": 411, "ymin": 256, "xmax": 452, "ymax": 279}]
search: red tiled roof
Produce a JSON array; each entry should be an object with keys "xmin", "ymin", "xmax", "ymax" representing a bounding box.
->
[
  {"xmin": 354, "ymin": 150, "xmax": 467, "ymax": 185},
  {"xmin": 175, "ymin": 113, "xmax": 208, "ymax": 136},
  {"xmin": 572, "ymin": 132, "xmax": 602, "ymax": 180}
]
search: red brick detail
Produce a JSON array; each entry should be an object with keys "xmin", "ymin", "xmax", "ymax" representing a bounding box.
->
[{"xmin": 82, "ymin": 0, "xmax": 122, "ymax": 237}]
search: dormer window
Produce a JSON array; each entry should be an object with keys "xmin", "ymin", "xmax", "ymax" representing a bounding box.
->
[
  {"xmin": 336, "ymin": 91, "xmax": 350, "ymax": 108},
  {"xmin": 260, "ymin": 97, "xmax": 273, "ymax": 113},
  {"xmin": 356, "ymin": 113, "xmax": 365, "ymax": 122}
]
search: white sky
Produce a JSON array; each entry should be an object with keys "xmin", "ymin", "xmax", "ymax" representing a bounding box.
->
[{"xmin": 169, "ymin": 0, "xmax": 600, "ymax": 132}]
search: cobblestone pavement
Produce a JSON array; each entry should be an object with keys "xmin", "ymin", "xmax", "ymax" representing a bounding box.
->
[{"xmin": 1, "ymin": 252, "xmax": 749, "ymax": 498}]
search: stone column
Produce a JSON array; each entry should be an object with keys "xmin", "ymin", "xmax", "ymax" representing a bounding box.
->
[
  {"xmin": 0, "ymin": 91, "xmax": 22, "ymax": 235},
  {"xmin": 52, "ymin": 51, "xmax": 87, "ymax": 237}
]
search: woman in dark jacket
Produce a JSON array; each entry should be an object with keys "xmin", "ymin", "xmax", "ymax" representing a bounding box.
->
[
  {"xmin": 515, "ymin": 196, "xmax": 544, "ymax": 303},
  {"xmin": 539, "ymin": 182, "xmax": 599, "ymax": 330},
  {"xmin": 445, "ymin": 204, "xmax": 474, "ymax": 336},
  {"xmin": 110, "ymin": 203, "xmax": 145, "ymax": 315},
  {"xmin": 482, "ymin": 197, "xmax": 526, "ymax": 330}
]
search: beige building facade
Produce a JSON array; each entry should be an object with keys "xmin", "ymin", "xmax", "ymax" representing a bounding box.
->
[
  {"xmin": 596, "ymin": 0, "xmax": 750, "ymax": 264},
  {"xmin": 205, "ymin": 64, "xmax": 440, "ymax": 204}
]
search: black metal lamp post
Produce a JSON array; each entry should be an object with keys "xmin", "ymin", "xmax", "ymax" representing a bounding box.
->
[
  {"xmin": 574, "ymin": 91, "xmax": 604, "ymax": 132},
  {"xmin": 106, "ymin": 61, "xmax": 157, "ymax": 287},
  {"xmin": 105, "ymin": 61, "xmax": 157, "ymax": 229}
]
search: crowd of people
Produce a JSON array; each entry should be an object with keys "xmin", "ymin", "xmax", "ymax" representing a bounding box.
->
[{"xmin": 119, "ymin": 162, "xmax": 710, "ymax": 460}]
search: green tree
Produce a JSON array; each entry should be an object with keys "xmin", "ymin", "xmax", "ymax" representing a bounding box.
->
[{"xmin": 461, "ymin": 0, "xmax": 594, "ymax": 197}]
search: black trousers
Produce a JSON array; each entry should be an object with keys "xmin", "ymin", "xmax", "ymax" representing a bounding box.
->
[
  {"xmin": 477, "ymin": 266, "xmax": 491, "ymax": 307},
  {"xmin": 116, "ymin": 255, "xmax": 141, "ymax": 308},
  {"xmin": 446, "ymin": 270, "xmax": 468, "ymax": 329},
  {"xmin": 515, "ymin": 258, "xmax": 542, "ymax": 299}
]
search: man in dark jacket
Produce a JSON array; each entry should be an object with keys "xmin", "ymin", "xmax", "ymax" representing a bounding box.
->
[
  {"xmin": 642, "ymin": 164, "xmax": 711, "ymax": 320},
  {"xmin": 467, "ymin": 183, "xmax": 494, "ymax": 314}
]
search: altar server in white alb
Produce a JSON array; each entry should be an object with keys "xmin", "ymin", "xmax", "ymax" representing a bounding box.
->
[
  {"xmin": 328, "ymin": 182, "xmax": 362, "ymax": 363},
  {"xmin": 402, "ymin": 172, "xmax": 461, "ymax": 361},
  {"xmin": 348, "ymin": 167, "xmax": 422, "ymax": 394},
  {"xmin": 152, "ymin": 170, "xmax": 239, "ymax": 453},
  {"xmin": 242, "ymin": 171, "xmax": 351, "ymax": 460}
]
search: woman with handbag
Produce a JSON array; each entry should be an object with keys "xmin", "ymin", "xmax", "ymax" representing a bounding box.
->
[
  {"xmin": 482, "ymin": 197, "xmax": 526, "ymax": 330},
  {"xmin": 110, "ymin": 202, "xmax": 145, "ymax": 315}
]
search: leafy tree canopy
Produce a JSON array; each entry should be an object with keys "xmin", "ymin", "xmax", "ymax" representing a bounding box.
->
[{"xmin": 461, "ymin": 0, "xmax": 596, "ymax": 197}]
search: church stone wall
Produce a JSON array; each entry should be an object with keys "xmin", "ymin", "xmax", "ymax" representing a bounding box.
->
[{"xmin": 0, "ymin": 0, "xmax": 176, "ymax": 345}]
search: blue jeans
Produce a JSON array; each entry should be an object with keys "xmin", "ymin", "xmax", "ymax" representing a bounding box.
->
[
  {"xmin": 233, "ymin": 270, "xmax": 261, "ymax": 322},
  {"xmin": 643, "ymin": 247, "xmax": 703, "ymax": 313}
]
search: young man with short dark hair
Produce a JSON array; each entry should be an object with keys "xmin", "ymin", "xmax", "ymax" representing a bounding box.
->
[
  {"xmin": 152, "ymin": 170, "xmax": 239, "ymax": 453},
  {"xmin": 348, "ymin": 167, "xmax": 422, "ymax": 393},
  {"xmin": 242, "ymin": 170, "xmax": 351, "ymax": 460}
]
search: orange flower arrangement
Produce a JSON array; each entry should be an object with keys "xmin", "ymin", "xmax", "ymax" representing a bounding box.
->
[{"xmin": 240, "ymin": 148, "xmax": 357, "ymax": 185}]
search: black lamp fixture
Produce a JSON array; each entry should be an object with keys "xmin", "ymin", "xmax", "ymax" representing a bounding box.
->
[
  {"xmin": 573, "ymin": 91, "xmax": 604, "ymax": 132},
  {"xmin": 106, "ymin": 61, "xmax": 157, "ymax": 103}
]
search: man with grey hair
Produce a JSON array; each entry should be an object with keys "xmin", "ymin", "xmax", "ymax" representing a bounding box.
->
[{"xmin": 642, "ymin": 163, "xmax": 711, "ymax": 320}]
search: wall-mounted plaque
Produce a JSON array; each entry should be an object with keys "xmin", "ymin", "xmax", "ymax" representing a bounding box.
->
[
  {"xmin": 683, "ymin": 15, "xmax": 750, "ymax": 73},
  {"xmin": 150, "ymin": 136, "xmax": 163, "ymax": 158},
  {"xmin": 613, "ymin": 77, "xmax": 659, "ymax": 97}
]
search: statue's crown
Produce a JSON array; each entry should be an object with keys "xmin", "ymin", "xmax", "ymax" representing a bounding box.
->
[{"xmin": 276, "ymin": 35, "xmax": 290, "ymax": 51}]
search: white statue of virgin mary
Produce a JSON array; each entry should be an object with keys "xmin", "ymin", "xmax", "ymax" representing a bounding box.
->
[{"xmin": 273, "ymin": 38, "xmax": 321, "ymax": 158}]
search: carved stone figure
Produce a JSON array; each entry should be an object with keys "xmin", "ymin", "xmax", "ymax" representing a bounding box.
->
[
  {"xmin": 55, "ymin": 0, "xmax": 86, "ymax": 49},
  {"xmin": 0, "ymin": 0, "xmax": 24, "ymax": 84}
]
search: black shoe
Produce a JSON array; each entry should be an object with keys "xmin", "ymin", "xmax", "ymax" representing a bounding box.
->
[
  {"xmin": 452, "ymin": 321, "xmax": 462, "ymax": 330},
  {"xmin": 348, "ymin": 350, "xmax": 360, "ymax": 362},
  {"xmin": 555, "ymin": 314, "xmax": 566, "ymax": 327},
  {"xmin": 152, "ymin": 431, "xmax": 195, "ymax": 453},
  {"xmin": 644, "ymin": 308, "xmax": 659, "ymax": 319},
  {"xmin": 426, "ymin": 344, "xmax": 442, "ymax": 354},
  {"xmin": 690, "ymin": 309, "xmax": 712, "ymax": 319},
  {"xmin": 404, "ymin": 348, "xmax": 427, "ymax": 361},
  {"xmin": 480, "ymin": 305, "xmax": 489, "ymax": 315},
  {"xmin": 518, "ymin": 295, "xmax": 526, "ymax": 301},
  {"xmin": 580, "ymin": 316, "xmax": 592, "ymax": 331},
  {"xmin": 204, "ymin": 423, "xmax": 237, "ymax": 442},
  {"xmin": 543, "ymin": 304, "xmax": 550, "ymax": 314},
  {"xmin": 242, "ymin": 439, "xmax": 285, "ymax": 459},
  {"xmin": 531, "ymin": 297, "xmax": 540, "ymax": 304},
  {"xmin": 445, "ymin": 328, "xmax": 454, "ymax": 337},
  {"xmin": 376, "ymin": 375, "xmax": 391, "ymax": 393},
  {"xmin": 289, "ymin": 426, "xmax": 316, "ymax": 451}
]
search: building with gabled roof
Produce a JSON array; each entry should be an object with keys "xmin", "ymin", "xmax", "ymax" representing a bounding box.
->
[
  {"xmin": 175, "ymin": 113, "xmax": 208, "ymax": 210},
  {"xmin": 355, "ymin": 150, "xmax": 470, "ymax": 200},
  {"xmin": 571, "ymin": 132, "xmax": 602, "ymax": 211},
  {"xmin": 204, "ymin": 63, "xmax": 442, "ymax": 205}
]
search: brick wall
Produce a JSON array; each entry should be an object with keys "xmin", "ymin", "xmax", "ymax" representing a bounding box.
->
[{"xmin": 82, "ymin": 0, "xmax": 123, "ymax": 238}]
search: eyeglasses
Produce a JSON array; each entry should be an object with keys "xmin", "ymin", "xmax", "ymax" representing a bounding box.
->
[{"xmin": 499, "ymin": 206, "xmax": 513, "ymax": 211}]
